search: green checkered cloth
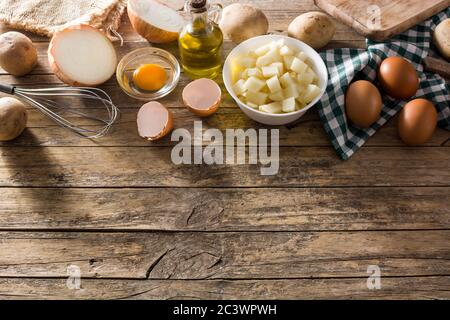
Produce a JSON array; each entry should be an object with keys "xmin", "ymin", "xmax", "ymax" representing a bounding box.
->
[{"xmin": 317, "ymin": 8, "xmax": 450, "ymax": 160}]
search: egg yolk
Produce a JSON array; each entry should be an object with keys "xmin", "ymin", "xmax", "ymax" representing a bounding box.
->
[{"xmin": 133, "ymin": 64, "xmax": 167, "ymax": 91}]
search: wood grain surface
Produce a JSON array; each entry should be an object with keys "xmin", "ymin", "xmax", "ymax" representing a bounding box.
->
[
  {"xmin": 0, "ymin": 0, "xmax": 449, "ymax": 300},
  {"xmin": 0, "ymin": 231, "xmax": 449, "ymax": 279},
  {"xmin": 315, "ymin": 0, "xmax": 450, "ymax": 40},
  {"xmin": 0, "ymin": 187, "xmax": 448, "ymax": 231},
  {"xmin": 1, "ymin": 277, "xmax": 449, "ymax": 300}
]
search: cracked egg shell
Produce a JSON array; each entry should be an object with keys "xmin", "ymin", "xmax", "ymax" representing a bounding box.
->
[
  {"xmin": 137, "ymin": 101, "xmax": 173, "ymax": 141},
  {"xmin": 182, "ymin": 78, "xmax": 222, "ymax": 117}
]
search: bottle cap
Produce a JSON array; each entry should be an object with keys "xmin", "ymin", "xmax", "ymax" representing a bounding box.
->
[{"xmin": 191, "ymin": 0, "xmax": 206, "ymax": 8}]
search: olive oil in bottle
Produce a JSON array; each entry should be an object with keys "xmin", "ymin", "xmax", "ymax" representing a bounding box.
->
[{"xmin": 178, "ymin": 0, "xmax": 223, "ymax": 79}]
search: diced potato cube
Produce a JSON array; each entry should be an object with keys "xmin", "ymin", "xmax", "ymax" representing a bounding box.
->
[
  {"xmin": 297, "ymin": 68, "xmax": 315, "ymax": 85},
  {"xmin": 306, "ymin": 62, "xmax": 315, "ymax": 71},
  {"xmin": 296, "ymin": 84, "xmax": 306, "ymax": 96},
  {"xmin": 231, "ymin": 64, "xmax": 244, "ymax": 83},
  {"xmin": 290, "ymin": 57, "xmax": 308, "ymax": 74},
  {"xmin": 241, "ymin": 69, "xmax": 249, "ymax": 80},
  {"xmin": 233, "ymin": 79, "xmax": 246, "ymax": 96},
  {"xmin": 283, "ymin": 85, "xmax": 300, "ymax": 99},
  {"xmin": 271, "ymin": 39, "xmax": 284, "ymax": 51},
  {"xmin": 256, "ymin": 55, "xmax": 272, "ymax": 67},
  {"xmin": 262, "ymin": 66, "xmax": 280, "ymax": 78},
  {"xmin": 234, "ymin": 71, "xmax": 243, "ymax": 82},
  {"xmin": 246, "ymin": 90, "xmax": 268, "ymax": 105},
  {"xmin": 283, "ymin": 55, "xmax": 295, "ymax": 70},
  {"xmin": 259, "ymin": 102, "xmax": 282, "ymax": 114},
  {"xmin": 244, "ymin": 76, "xmax": 266, "ymax": 92},
  {"xmin": 282, "ymin": 97, "xmax": 296, "ymax": 113},
  {"xmin": 297, "ymin": 51, "xmax": 308, "ymax": 61},
  {"xmin": 277, "ymin": 39, "xmax": 285, "ymax": 47},
  {"xmin": 237, "ymin": 56, "xmax": 256, "ymax": 68},
  {"xmin": 279, "ymin": 72, "xmax": 296, "ymax": 88},
  {"xmin": 266, "ymin": 76, "xmax": 282, "ymax": 93},
  {"xmin": 269, "ymin": 91, "xmax": 285, "ymax": 102},
  {"xmin": 247, "ymin": 68, "xmax": 262, "ymax": 78},
  {"xmin": 270, "ymin": 62, "xmax": 284, "ymax": 75},
  {"xmin": 280, "ymin": 45, "xmax": 294, "ymax": 56},
  {"xmin": 248, "ymin": 51, "xmax": 259, "ymax": 59},
  {"xmin": 247, "ymin": 102, "xmax": 259, "ymax": 109},
  {"xmin": 269, "ymin": 39, "xmax": 284, "ymax": 51},
  {"xmin": 303, "ymin": 84, "xmax": 321, "ymax": 103},
  {"xmin": 254, "ymin": 43, "xmax": 272, "ymax": 57},
  {"xmin": 256, "ymin": 48, "xmax": 279, "ymax": 67},
  {"xmin": 312, "ymin": 75, "xmax": 319, "ymax": 85},
  {"xmin": 296, "ymin": 100, "xmax": 307, "ymax": 110},
  {"xmin": 261, "ymin": 87, "xmax": 270, "ymax": 95}
]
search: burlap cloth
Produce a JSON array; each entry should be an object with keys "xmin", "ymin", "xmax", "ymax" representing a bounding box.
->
[{"xmin": 0, "ymin": 0, "xmax": 127, "ymax": 40}]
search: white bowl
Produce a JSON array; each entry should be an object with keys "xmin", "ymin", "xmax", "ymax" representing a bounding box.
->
[{"xmin": 223, "ymin": 35, "xmax": 328, "ymax": 126}]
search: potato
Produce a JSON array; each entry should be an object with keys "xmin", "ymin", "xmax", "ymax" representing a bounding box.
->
[
  {"xmin": 269, "ymin": 91, "xmax": 285, "ymax": 102},
  {"xmin": 246, "ymin": 90, "xmax": 268, "ymax": 105},
  {"xmin": 220, "ymin": 4, "xmax": 269, "ymax": 44},
  {"xmin": 233, "ymin": 79, "xmax": 246, "ymax": 95},
  {"xmin": 266, "ymin": 76, "xmax": 282, "ymax": 93},
  {"xmin": 0, "ymin": 97, "xmax": 27, "ymax": 141},
  {"xmin": 256, "ymin": 48, "xmax": 279, "ymax": 67},
  {"xmin": 260, "ymin": 102, "xmax": 282, "ymax": 114},
  {"xmin": 302, "ymin": 84, "xmax": 321, "ymax": 103},
  {"xmin": 282, "ymin": 97, "xmax": 296, "ymax": 113},
  {"xmin": 280, "ymin": 45, "xmax": 294, "ymax": 56},
  {"xmin": 244, "ymin": 76, "xmax": 266, "ymax": 92},
  {"xmin": 290, "ymin": 57, "xmax": 308, "ymax": 74},
  {"xmin": 247, "ymin": 68, "xmax": 262, "ymax": 78},
  {"xmin": 279, "ymin": 72, "xmax": 295, "ymax": 88},
  {"xmin": 288, "ymin": 12, "xmax": 336, "ymax": 49},
  {"xmin": 0, "ymin": 32, "xmax": 37, "ymax": 76},
  {"xmin": 433, "ymin": 18, "xmax": 450, "ymax": 60},
  {"xmin": 283, "ymin": 85, "xmax": 300, "ymax": 99},
  {"xmin": 262, "ymin": 66, "xmax": 280, "ymax": 78}
]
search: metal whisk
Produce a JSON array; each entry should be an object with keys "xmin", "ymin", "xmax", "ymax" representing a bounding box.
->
[{"xmin": 0, "ymin": 83, "xmax": 119, "ymax": 139}]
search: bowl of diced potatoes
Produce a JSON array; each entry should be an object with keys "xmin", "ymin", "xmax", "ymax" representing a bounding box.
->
[{"xmin": 223, "ymin": 35, "xmax": 328, "ymax": 125}]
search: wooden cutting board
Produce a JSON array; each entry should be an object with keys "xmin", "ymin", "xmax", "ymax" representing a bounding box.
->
[{"xmin": 314, "ymin": 0, "xmax": 450, "ymax": 41}]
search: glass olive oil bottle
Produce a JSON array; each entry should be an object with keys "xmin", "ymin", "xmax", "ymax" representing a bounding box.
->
[{"xmin": 179, "ymin": 0, "xmax": 223, "ymax": 79}]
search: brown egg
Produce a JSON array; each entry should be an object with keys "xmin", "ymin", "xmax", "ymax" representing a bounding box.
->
[
  {"xmin": 398, "ymin": 98, "xmax": 437, "ymax": 146},
  {"xmin": 345, "ymin": 80, "xmax": 382, "ymax": 128},
  {"xmin": 378, "ymin": 57, "xmax": 419, "ymax": 100}
]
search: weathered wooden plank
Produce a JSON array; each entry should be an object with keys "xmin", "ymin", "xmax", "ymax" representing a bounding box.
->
[
  {"xmin": 0, "ymin": 277, "xmax": 449, "ymax": 300},
  {"xmin": 1, "ymin": 108, "xmax": 449, "ymax": 147},
  {"xmin": 0, "ymin": 231, "xmax": 448, "ymax": 279},
  {"xmin": 0, "ymin": 146, "xmax": 449, "ymax": 187},
  {"xmin": 1, "ymin": 108, "xmax": 328, "ymax": 147},
  {"xmin": 0, "ymin": 187, "xmax": 448, "ymax": 231}
]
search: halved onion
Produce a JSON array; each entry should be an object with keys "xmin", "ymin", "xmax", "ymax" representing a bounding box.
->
[
  {"xmin": 48, "ymin": 24, "xmax": 117, "ymax": 87},
  {"xmin": 127, "ymin": 0, "xmax": 185, "ymax": 43}
]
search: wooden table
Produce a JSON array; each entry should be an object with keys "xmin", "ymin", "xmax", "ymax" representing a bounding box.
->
[{"xmin": 0, "ymin": 0, "xmax": 449, "ymax": 300}]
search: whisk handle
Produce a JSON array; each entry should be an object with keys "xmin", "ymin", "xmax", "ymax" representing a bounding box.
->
[{"xmin": 0, "ymin": 84, "xmax": 15, "ymax": 95}]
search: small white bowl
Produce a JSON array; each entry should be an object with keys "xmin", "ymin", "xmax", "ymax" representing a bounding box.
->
[{"xmin": 223, "ymin": 35, "xmax": 328, "ymax": 126}]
